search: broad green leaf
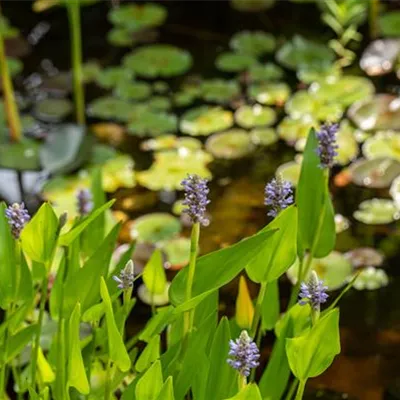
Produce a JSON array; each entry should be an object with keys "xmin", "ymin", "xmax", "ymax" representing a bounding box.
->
[
  {"xmin": 58, "ymin": 200, "xmax": 115, "ymax": 246},
  {"xmin": 100, "ymin": 277, "xmax": 131, "ymax": 372},
  {"xmin": 170, "ymin": 230, "xmax": 277, "ymax": 310},
  {"xmin": 204, "ymin": 317, "xmax": 237, "ymax": 400},
  {"xmin": 192, "ymin": 351, "xmax": 210, "ymax": 400},
  {"xmin": 6, "ymin": 325, "xmax": 37, "ymax": 362},
  {"xmin": 16, "ymin": 251, "xmax": 34, "ymax": 304},
  {"xmin": 67, "ymin": 303, "xmax": 90, "ymax": 394},
  {"xmin": 135, "ymin": 360, "xmax": 163, "ymax": 400},
  {"xmin": 0, "ymin": 203, "xmax": 16, "ymax": 308},
  {"xmin": 156, "ymin": 376, "xmax": 175, "ymax": 400},
  {"xmin": 286, "ymin": 308, "xmax": 340, "ymax": 380},
  {"xmin": 223, "ymin": 383, "xmax": 262, "ymax": 400},
  {"xmin": 296, "ymin": 129, "xmax": 335, "ymax": 258},
  {"xmin": 81, "ymin": 301, "xmax": 105, "ymax": 324},
  {"xmin": 235, "ymin": 276, "xmax": 254, "ymax": 330},
  {"xmin": 20, "ymin": 203, "xmax": 58, "ymax": 266},
  {"xmin": 37, "ymin": 347, "xmax": 55, "ymax": 383},
  {"xmin": 135, "ymin": 334, "xmax": 160, "ymax": 373},
  {"xmin": 246, "ymin": 205, "xmax": 297, "ymax": 283},
  {"xmin": 49, "ymin": 254, "xmax": 66, "ymax": 320},
  {"xmin": 143, "ymin": 249, "xmax": 167, "ymax": 295},
  {"xmin": 261, "ymin": 280, "xmax": 280, "ymax": 331}
]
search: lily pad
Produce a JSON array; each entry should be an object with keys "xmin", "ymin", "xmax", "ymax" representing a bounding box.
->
[
  {"xmin": 390, "ymin": 174, "xmax": 400, "ymax": 209},
  {"xmin": 137, "ymin": 282, "xmax": 170, "ymax": 306},
  {"xmin": 127, "ymin": 109, "xmax": 177, "ymax": 137},
  {"xmin": 0, "ymin": 139, "xmax": 41, "ymax": 171},
  {"xmin": 335, "ymin": 214, "xmax": 350, "ymax": 234},
  {"xmin": 230, "ymin": 0, "xmax": 276, "ymax": 12},
  {"xmin": 130, "ymin": 213, "xmax": 181, "ymax": 244},
  {"xmin": 248, "ymin": 62, "xmax": 284, "ymax": 82},
  {"xmin": 378, "ymin": 11, "xmax": 400, "ymax": 37},
  {"xmin": 360, "ymin": 39, "xmax": 400, "ymax": 76},
  {"xmin": 362, "ymin": 131, "xmax": 400, "ymax": 161},
  {"xmin": 348, "ymin": 95, "xmax": 400, "ymax": 131},
  {"xmin": 162, "ymin": 237, "xmax": 191, "ymax": 270},
  {"xmin": 349, "ymin": 158, "xmax": 400, "ymax": 189},
  {"xmin": 95, "ymin": 67, "xmax": 134, "ymax": 89},
  {"xmin": 344, "ymin": 248, "xmax": 384, "ymax": 269},
  {"xmin": 82, "ymin": 62, "xmax": 101, "ymax": 83},
  {"xmin": 108, "ymin": 3, "xmax": 167, "ymax": 32},
  {"xmin": 297, "ymin": 63, "xmax": 341, "ymax": 84},
  {"xmin": 215, "ymin": 52, "xmax": 257, "ymax": 72},
  {"xmin": 287, "ymin": 251, "xmax": 353, "ymax": 291},
  {"xmin": 335, "ymin": 120, "xmax": 359, "ymax": 166},
  {"xmin": 277, "ymin": 116, "xmax": 317, "ymax": 145},
  {"xmin": 276, "ymin": 35, "xmax": 335, "ymax": 71},
  {"xmin": 230, "ymin": 31, "xmax": 276, "ymax": 56},
  {"xmin": 145, "ymin": 96, "xmax": 172, "ymax": 111},
  {"xmin": 123, "ymin": 45, "xmax": 192, "ymax": 78},
  {"xmin": 276, "ymin": 160, "xmax": 301, "ymax": 187},
  {"xmin": 153, "ymin": 81, "xmax": 169, "ymax": 94},
  {"xmin": 137, "ymin": 149, "xmax": 212, "ymax": 191},
  {"xmin": 353, "ymin": 198, "xmax": 400, "ymax": 224},
  {"xmin": 205, "ymin": 129, "xmax": 255, "ymax": 159},
  {"xmin": 102, "ymin": 155, "xmax": 135, "ymax": 192},
  {"xmin": 7, "ymin": 57, "xmax": 23, "ymax": 77},
  {"xmin": 235, "ymin": 104, "xmax": 276, "ymax": 128},
  {"xmin": 87, "ymin": 96, "xmax": 133, "ymax": 122},
  {"xmin": 248, "ymin": 82, "xmax": 290, "ymax": 105},
  {"xmin": 34, "ymin": 98, "xmax": 73, "ymax": 123},
  {"xmin": 250, "ymin": 127, "xmax": 278, "ymax": 146},
  {"xmin": 200, "ymin": 79, "xmax": 240, "ymax": 104},
  {"xmin": 352, "ymin": 267, "xmax": 389, "ymax": 291},
  {"xmin": 107, "ymin": 27, "xmax": 134, "ymax": 47},
  {"xmin": 180, "ymin": 106, "xmax": 234, "ymax": 136},
  {"xmin": 114, "ymin": 81, "xmax": 152, "ymax": 101}
]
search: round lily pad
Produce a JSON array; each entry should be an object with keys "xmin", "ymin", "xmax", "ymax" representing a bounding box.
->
[
  {"xmin": 352, "ymin": 267, "xmax": 389, "ymax": 291},
  {"xmin": 123, "ymin": 44, "xmax": 192, "ymax": 78},
  {"xmin": 362, "ymin": 131, "xmax": 400, "ymax": 161},
  {"xmin": 101, "ymin": 155, "xmax": 136, "ymax": 192},
  {"xmin": 130, "ymin": 213, "xmax": 181, "ymax": 243},
  {"xmin": 137, "ymin": 282, "xmax": 170, "ymax": 306},
  {"xmin": 153, "ymin": 81, "xmax": 169, "ymax": 94},
  {"xmin": 353, "ymin": 198, "xmax": 400, "ymax": 224},
  {"xmin": 277, "ymin": 116, "xmax": 317, "ymax": 145},
  {"xmin": 230, "ymin": 0, "xmax": 276, "ymax": 12},
  {"xmin": 34, "ymin": 98, "xmax": 73, "ymax": 122},
  {"xmin": 287, "ymin": 251, "xmax": 353, "ymax": 291},
  {"xmin": 107, "ymin": 27, "xmax": 134, "ymax": 47},
  {"xmin": 276, "ymin": 160, "xmax": 301, "ymax": 187},
  {"xmin": 162, "ymin": 237, "xmax": 191, "ymax": 270},
  {"xmin": 335, "ymin": 120, "xmax": 359, "ymax": 166},
  {"xmin": 114, "ymin": 81, "xmax": 152, "ymax": 101},
  {"xmin": 378, "ymin": 11, "xmax": 400, "ymax": 37},
  {"xmin": 248, "ymin": 82, "xmax": 290, "ymax": 106},
  {"xmin": 82, "ymin": 61, "xmax": 101, "ymax": 83},
  {"xmin": 248, "ymin": 62, "xmax": 284, "ymax": 82},
  {"xmin": 108, "ymin": 3, "xmax": 167, "ymax": 32},
  {"xmin": 87, "ymin": 96, "xmax": 133, "ymax": 122},
  {"xmin": 200, "ymin": 79, "xmax": 240, "ymax": 104},
  {"xmin": 348, "ymin": 94, "xmax": 400, "ymax": 131},
  {"xmin": 250, "ymin": 128, "xmax": 278, "ymax": 146},
  {"xmin": 215, "ymin": 52, "xmax": 257, "ymax": 72},
  {"xmin": 235, "ymin": 104, "xmax": 276, "ymax": 128},
  {"xmin": 180, "ymin": 106, "xmax": 234, "ymax": 136},
  {"xmin": 230, "ymin": 31, "xmax": 276, "ymax": 56},
  {"xmin": 276, "ymin": 35, "xmax": 335, "ymax": 71},
  {"xmin": 91, "ymin": 123, "xmax": 125, "ymax": 146},
  {"xmin": 127, "ymin": 109, "xmax": 177, "ymax": 137},
  {"xmin": 349, "ymin": 158, "xmax": 400, "ymax": 189},
  {"xmin": 205, "ymin": 129, "xmax": 255, "ymax": 159},
  {"xmin": 145, "ymin": 96, "xmax": 172, "ymax": 111},
  {"xmin": 0, "ymin": 139, "xmax": 41, "ymax": 171},
  {"xmin": 95, "ymin": 67, "xmax": 134, "ymax": 89},
  {"xmin": 344, "ymin": 248, "xmax": 384, "ymax": 269},
  {"xmin": 297, "ymin": 63, "xmax": 341, "ymax": 84}
]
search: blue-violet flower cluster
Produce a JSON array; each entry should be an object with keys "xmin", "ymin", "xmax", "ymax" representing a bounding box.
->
[
  {"xmin": 316, "ymin": 123, "xmax": 339, "ymax": 169},
  {"xmin": 227, "ymin": 330, "xmax": 260, "ymax": 377},
  {"xmin": 76, "ymin": 189, "xmax": 93, "ymax": 217},
  {"xmin": 181, "ymin": 174, "xmax": 210, "ymax": 226},
  {"xmin": 5, "ymin": 203, "xmax": 30, "ymax": 239},
  {"xmin": 299, "ymin": 271, "xmax": 329, "ymax": 310},
  {"xmin": 264, "ymin": 176, "xmax": 293, "ymax": 217},
  {"xmin": 113, "ymin": 260, "xmax": 135, "ymax": 290}
]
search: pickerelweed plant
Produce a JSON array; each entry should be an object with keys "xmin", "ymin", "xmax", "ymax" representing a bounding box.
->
[{"xmin": 0, "ymin": 126, "xmax": 358, "ymax": 399}]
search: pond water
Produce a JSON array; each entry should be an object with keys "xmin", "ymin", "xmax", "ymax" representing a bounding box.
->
[{"xmin": 1, "ymin": 1, "xmax": 400, "ymax": 399}]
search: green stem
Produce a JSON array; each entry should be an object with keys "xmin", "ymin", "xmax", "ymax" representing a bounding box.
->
[
  {"xmin": 369, "ymin": 0, "xmax": 379, "ymax": 39},
  {"xmin": 250, "ymin": 282, "xmax": 267, "ymax": 338},
  {"xmin": 11, "ymin": 359, "xmax": 23, "ymax": 400},
  {"xmin": 67, "ymin": 1, "xmax": 85, "ymax": 125},
  {"xmin": 326, "ymin": 270, "xmax": 361, "ymax": 312},
  {"xmin": 0, "ymin": 308, "xmax": 11, "ymax": 396},
  {"xmin": 288, "ymin": 256, "xmax": 304, "ymax": 309},
  {"xmin": 0, "ymin": 3, "xmax": 22, "ymax": 142},
  {"xmin": 31, "ymin": 275, "xmax": 49, "ymax": 388},
  {"xmin": 237, "ymin": 373, "xmax": 246, "ymax": 391},
  {"xmin": 183, "ymin": 222, "xmax": 200, "ymax": 337},
  {"xmin": 104, "ymin": 360, "xmax": 112, "ymax": 400},
  {"xmin": 285, "ymin": 379, "xmax": 299, "ymax": 400},
  {"xmin": 86, "ymin": 324, "xmax": 97, "ymax": 399},
  {"xmin": 295, "ymin": 380, "xmax": 306, "ymax": 400},
  {"xmin": 56, "ymin": 318, "xmax": 66, "ymax": 400}
]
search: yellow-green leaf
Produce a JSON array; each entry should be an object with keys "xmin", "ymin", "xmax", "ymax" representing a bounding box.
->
[
  {"xmin": 223, "ymin": 383, "xmax": 262, "ymax": 400},
  {"xmin": 135, "ymin": 359, "xmax": 163, "ymax": 400},
  {"xmin": 143, "ymin": 249, "xmax": 166, "ymax": 295},
  {"xmin": 235, "ymin": 276, "xmax": 254, "ymax": 330},
  {"xmin": 156, "ymin": 376, "xmax": 175, "ymax": 400},
  {"xmin": 37, "ymin": 347, "xmax": 55, "ymax": 383},
  {"xmin": 135, "ymin": 334, "xmax": 160, "ymax": 373}
]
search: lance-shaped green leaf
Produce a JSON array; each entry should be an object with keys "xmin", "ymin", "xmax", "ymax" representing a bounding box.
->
[
  {"xmin": 16, "ymin": 251, "xmax": 34, "ymax": 304},
  {"xmin": 6, "ymin": 324, "xmax": 37, "ymax": 362},
  {"xmin": 135, "ymin": 334, "xmax": 161, "ymax": 373},
  {"xmin": 246, "ymin": 205, "xmax": 297, "ymax": 283},
  {"xmin": 261, "ymin": 279, "xmax": 280, "ymax": 331},
  {"xmin": 67, "ymin": 302, "xmax": 90, "ymax": 394},
  {"xmin": 156, "ymin": 376, "xmax": 175, "ymax": 400},
  {"xmin": 38, "ymin": 347, "xmax": 55, "ymax": 383},
  {"xmin": 20, "ymin": 203, "xmax": 58, "ymax": 266},
  {"xmin": 169, "ymin": 229, "xmax": 277, "ymax": 311},
  {"xmin": 135, "ymin": 359, "xmax": 163, "ymax": 400},
  {"xmin": 0, "ymin": 203, "xmax": 16, "ymax": 309},
  {"xmin": 143, "ymin": 249, "xmax": 167, "ymax": 295},
  {"xmin": 223, "ymin": 383, "xmax": 262, "ymax": 400},
  {"xmin": 286, "ymin": 308, "xmax": 340, "ymax": 380},
  {"xmin": 100, "ymin": 277, "xmax": 131, "ymax": 372},
  {"xmin": 296, "ymin": 129, "xmax": 335, "ymax": 258}
]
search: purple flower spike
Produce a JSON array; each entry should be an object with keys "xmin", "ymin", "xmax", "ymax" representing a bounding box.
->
[
  {"xmin": 181, "ymin": 174, "xmax": 210, "ymax": 226},
  {"xmin": 113, "ymin": 260, "xmax": 135, "ymax": 290},
  {"xmin": 316, "ymin": 123, "xmax": 339, "ymax": 169},
  {"xmin": 299, "ymin": 271, "xmax": 329, "ymax": 311},
  {"xmin": 5, "ymin": 203, "xmax": 30, "ymax": 239},
  {"xmin": 264, "ymin": 176, "xmax": 293, "ymax": 217},
  {"xmin": 76, "ymin": 189, "xmax": 93, "ymax": 217},
  {"xmin": 227, "ymin": 330, "xmax": 260, "ymax": 377}
]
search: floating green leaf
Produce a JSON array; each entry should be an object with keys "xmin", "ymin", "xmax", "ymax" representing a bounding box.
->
[
  {"xmin": 215, "ymin": 52, "xmax": 257, "ymax": 72},
  {"xmin": 235, "ymin": 104, "xmax": 276, "ymax": 128},
  {"xmin": 230, "ymin": 31, "xmax": 275, "ymax": 56}
]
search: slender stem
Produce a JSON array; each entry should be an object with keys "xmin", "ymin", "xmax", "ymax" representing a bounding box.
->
[
  {"xmin": 250, "ymin": 282, "xmax": 267, "ymax": 338},
  {"xmin": 67, "ymin": 1, "xmax": 85, "ymax": 125},
  {"xmin": 249, "ymin": 325, "xmax": 264, "ymax": 382},
  {"xmin": 104, "ymin": 360, "xmax": 112, "ymax": 400},
  {"xmin": 183, "ymin": 222, "xmax": 200, "ymax": 337},
  {"xmin": 369, "ymin": 0, "xmax": 379, "ymax": 39},
  {"xmin": 288, "ymin": 256, "xmax": 304, "ymax": 308},
  {"xmin": 0, "ymin": 3, "xmax": 22, "ymax": 142},
  {"xmin": 327, "ymin": 270, "xmax": 361, "ymax": 312},
  {"xmin": 295, "ymin": 380, "xmax": 306, "ymax": 400},
  {"xmin": 285, "ymin": 379, "xmax": 299, "ymax": 400},
  {"xmin": 31, "ymin": 275, "xmax": 49, "ymax": 387},
  {"xmin": 0, "ymin": 308, "xmax": 11, "ymax": 396},
  {"xmin": 237, "ymin": 373, "xmax": 246, "ymax": 391},
  {"xmin": 11, "ymin": 359, "xmax": 23, "ymax": 400},
  {"xmin": 86, "ymin": 324, "xmax": 97, "ymax": 399}
]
